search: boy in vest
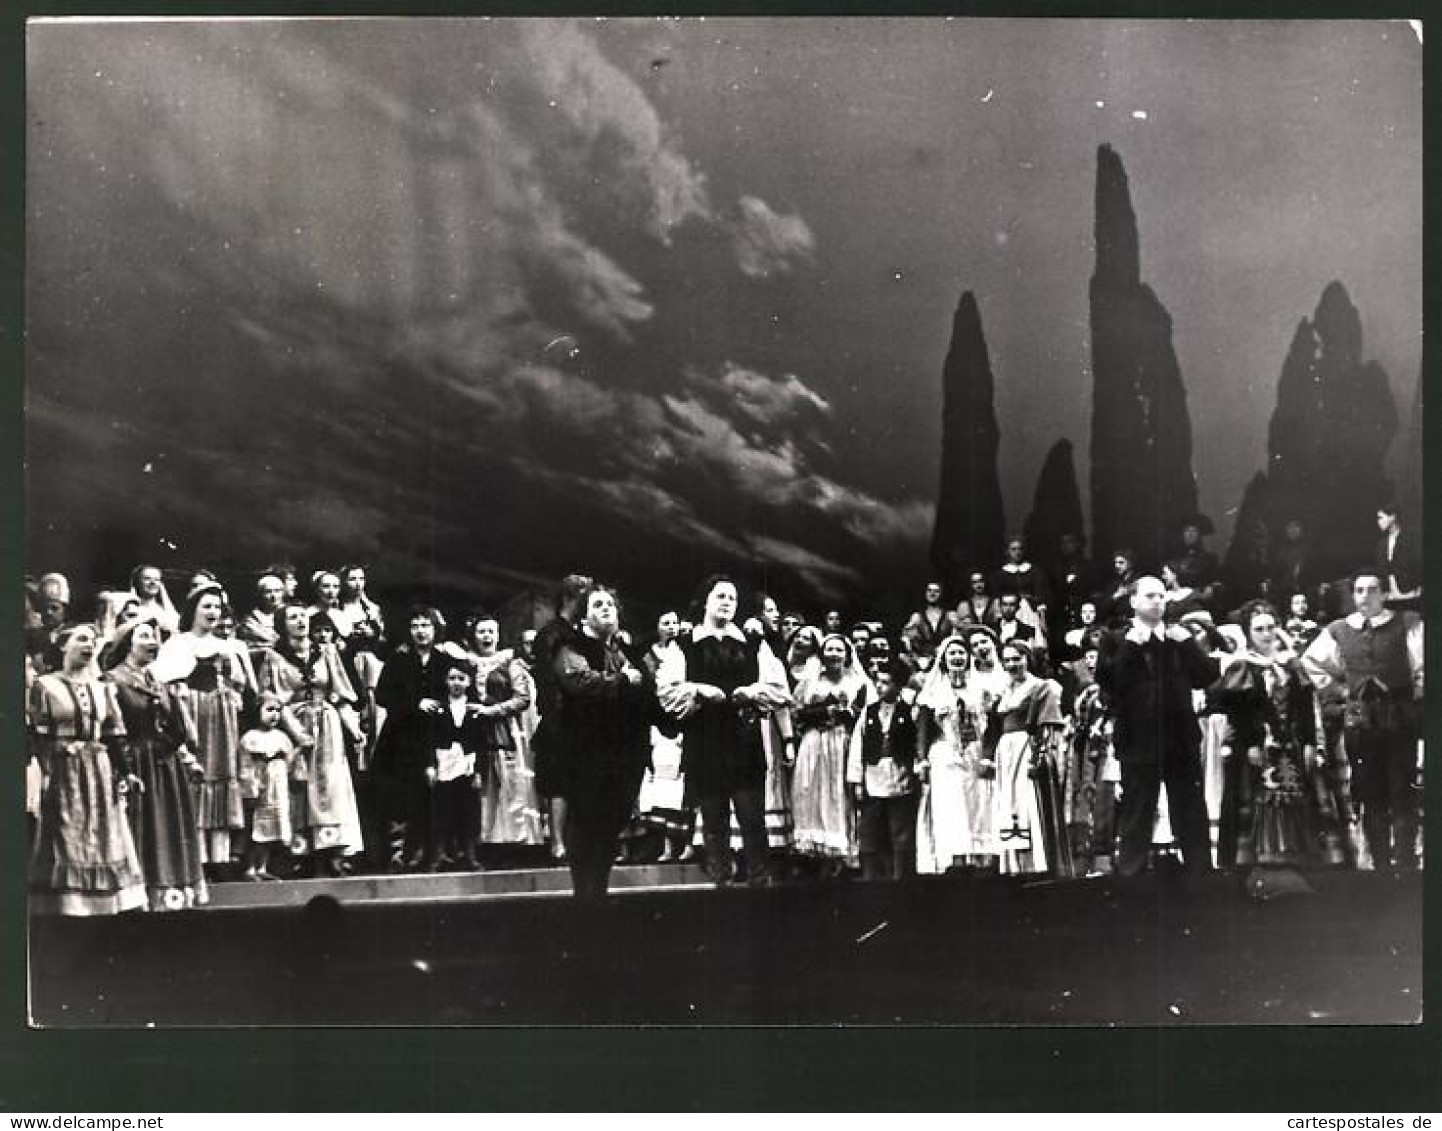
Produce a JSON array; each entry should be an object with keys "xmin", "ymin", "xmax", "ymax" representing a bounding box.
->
[
  {"xmin": 1302, "ymin": 571, "xmax": 1424, "ymax": 870},
  {"xmin": 846, "ymin": 662, "xmax": 921, "ymax": 881}
]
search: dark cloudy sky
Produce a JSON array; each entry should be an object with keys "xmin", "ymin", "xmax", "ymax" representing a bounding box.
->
[{"xmin": 25, "ymin": 18, "xmax": 1421, "ymax": 611}]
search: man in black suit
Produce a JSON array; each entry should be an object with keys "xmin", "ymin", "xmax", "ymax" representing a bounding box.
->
[
  {"xmin": 994, "ymin": 592, "xmax": 1037, "ymax": 647},
  {"xmin": 1096, "ymin": 575, "xmax": 1219, "ymax": 877}
]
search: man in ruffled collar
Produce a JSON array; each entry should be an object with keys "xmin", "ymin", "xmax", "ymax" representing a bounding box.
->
[{"xmin": 1301, "ymin": 571, "xmax": 1423, "ymax": 870}]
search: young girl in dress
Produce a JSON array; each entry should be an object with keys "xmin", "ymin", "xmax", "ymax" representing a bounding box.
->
[{"xmin": 240, "ymin": 693, "xmax": 296, "ymax": 881}]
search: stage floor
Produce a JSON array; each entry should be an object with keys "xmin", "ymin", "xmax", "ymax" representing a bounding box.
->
[{"xmin": 28, "ymin": 868, "xmax": 1422, "ymax": 1027}]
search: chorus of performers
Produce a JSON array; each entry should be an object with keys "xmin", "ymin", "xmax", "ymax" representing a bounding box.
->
[{"xmin": 23, "ymin": 505, "xmax": 1424, "ymax": 911}]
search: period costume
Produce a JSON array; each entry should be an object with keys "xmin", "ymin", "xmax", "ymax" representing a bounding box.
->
[
  {"xmin": 110, "ymin": 654, "xmax": 208, "ymax": 910},
  {"xmin": 1066, "ymin": 680, "xmax": 1114, "ymax": 872},
  {"xmin": 986, "ymin": 674, "xmax": 1073, "ymax": 876},
  {"xmin": 29, "ymin": 672, "xmax": 146, "ymax": 916},
  {"xmin": 658, "ymin": 625, "xmax": 790, "ymax": 885},
  {"xmin": 791, "ymin": 648, "xmax": 871, "ymax": 866},
  {"xmin": 1302, "ymin": 609, "xmax": 1423, "ymax": 869},
  {"xmin": 846, "ymin": 696, "xmax": 920, "ymax": 880},
  {"xmin": 1217, "ymin": 650, "xmax": 1345, "ymax": 869},
  {"xmin": 240, "ymin": 725, "xmax": 295, "ymax": 849},
  {"xmin": 258, "ymin": 644, "xmax": 365, "ymax": 857},
  {"xmin": 638, "ymin": 640, "xmax": 692, "ymax": 850},
  {"xmin": 471, "ymin": 650, "xmax": 544, "ymax": 846},
  {"xmin": 151, "ymin": 629, "xmax": 253, "ymax": 865},
  {"xmin": 914, "ymin": 639, "xmax": 997, "ymax": 872}
]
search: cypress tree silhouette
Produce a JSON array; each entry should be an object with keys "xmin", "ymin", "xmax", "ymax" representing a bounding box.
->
[
  {"xmin": 1260, "ymin": 281, "xmax": 1398, "ymax": 579},
  {"xmin": 1088, "ymin": 144, "xmax": 1199, "ymax": 568},
  {"xmin": 1024, "ymin": 438, "xmax": 1085, "ymax": 576},
  {"xmin": 930, "ymin": 290, "xmax": 1006, "ymax": 592}
]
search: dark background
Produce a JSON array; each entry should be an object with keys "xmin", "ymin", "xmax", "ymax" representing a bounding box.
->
[
  {"xmin": 5, "ymin": 0, "xmax": 1439, "ymax": 1114},
  {"xmin": 23, "ymin": 14, "xmax": 1420, "ymax": 622}
]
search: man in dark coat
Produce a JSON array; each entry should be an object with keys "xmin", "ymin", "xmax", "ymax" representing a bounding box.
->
[
  {"xmin": 1096, "ymin": 575, "xmax": 1219, "ymax": 877},
  {"xmin": 372, "ymin": 606, "xmax": 455, "ymax": 870},
  {"xmin": 552, "ymin": 583, "xmax": 654, "ymax": 901}
]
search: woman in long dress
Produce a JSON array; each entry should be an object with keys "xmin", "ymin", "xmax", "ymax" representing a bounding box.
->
[
  {"xmin": 256, "ymin": 607, "xmax": 365, "ymax": 873},
  {"xmin": 791, "ymin": 634, "xmax": 872, "ymax": 875},
  {"xmin": 988, "ymin": 641, "xmax": 1073, "ymax": 877},
  {"xmin": 915, "ymin": 635, "xmax": 996, "ymax": 873},
  {"xmin": 106, "ymin": 617, "xmax": 208, "ymax": 910},
  {"xmin": 151, "ymin": 581, "xmax": 257, "ymax": 874},
  {"xmin": 29, "ymin": 624, "xmax": 147, "ymax": 916},
  {"xmin": 1217, "ymin": 600, "xmax": 1345, "ymax": 871},
  {"xmin": 466, "ymin": 614, "xmax": 544, "ymax": 847}
]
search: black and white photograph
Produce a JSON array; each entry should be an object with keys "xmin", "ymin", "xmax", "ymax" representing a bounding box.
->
[{"xmin": 21, "ymin": 15, "xmax": 1423, "ymax": 1030}]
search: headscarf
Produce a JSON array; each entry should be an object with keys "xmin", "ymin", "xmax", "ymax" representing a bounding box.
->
[
  {"xmin": 797, "ymin": 632, "xmax": 874, "ymax": 711},
  {"xmin": 915, "ymin": 634, "xmax": 973, "ymax": 714},
  {"xmin": 786, "ymin": 625, "xmax": 825, "ymax": 687}
]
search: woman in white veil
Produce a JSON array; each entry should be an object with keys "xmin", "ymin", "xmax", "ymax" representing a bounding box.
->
[{"xmin": 915, "ymin": 634, "xmax": 999, "ymax": 874}]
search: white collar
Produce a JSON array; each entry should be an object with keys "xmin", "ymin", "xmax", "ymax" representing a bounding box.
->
[
  {"xmin": 1001, "ymin": 562, "xmax": 1030, "ymax": 574},
  {"xmin": 1125, "ymin": 621, "xmax": 1167, "ymax": 644},
  {"xmin": 1346, "ymin": 610, "xmax": 1395, "ymax": 630},
  {"xmin": 691, "ymin": 623, "xmax": 747, "ymax": 644}
]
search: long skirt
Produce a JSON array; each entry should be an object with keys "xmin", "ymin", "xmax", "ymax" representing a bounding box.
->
[
  {"xmin": 30, "ymin": 741, "xmax": 146, "ymax": 916},
  {"xmin": 994, "ymin": 731, "xmax": 1048, "ymax": 875},
  {"xmin": 640, "ymin": 728, "xmax": 691, "ymax": 837},
  {"xmin": 129, "ymin": 740, "xmax": 208, "ymax": 910},
  {"xmin": 480, "ymin": 724, "xmax": 543, "ymax": 845},
  {"xmin": 761, "ymin": 715, "xmax": 794, "ymax": 850},
  {"xmin": 191, "ymin": 687, "xmax": 245, "ymax": 865},
  {"xmin": 917, "ymin": 739, "xmax": 995, "ymax": 872},
  {"xmin": 1252, "ymin": 739, "xmax": 1345, "ymax": 867},
  {"xmin": 791, "ymin": 725, "xmax": 856, "ymax": 861},
  {"xmin": 294, "ymin": 704, "xmax": 364, "ymax": 856}
]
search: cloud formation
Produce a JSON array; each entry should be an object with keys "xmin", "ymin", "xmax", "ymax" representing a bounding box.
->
[
  {"xmin": 732, "ymin": 195, "xmax": 818, "ymax": 279},
  {"xmin": 518, "ymin": 19, "xmax": 713, "ymax": 243}
]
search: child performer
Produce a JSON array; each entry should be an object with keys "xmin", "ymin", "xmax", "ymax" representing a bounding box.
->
[
  {"xmin": 846, "ymin": 661, "xmax": 921, "ymax": 881},
  {"xmin": 240, "ymin": 693, "xmax": 297, "ymax": 881},
  {"xmin": 427, "ymin": 660, "xmax": 487, "ymax": 871}
]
